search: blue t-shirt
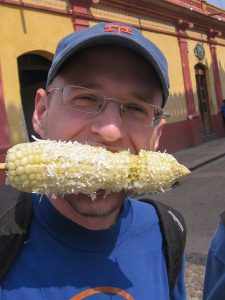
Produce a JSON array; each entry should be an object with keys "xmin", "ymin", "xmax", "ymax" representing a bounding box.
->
[
  {"xmin": 1, "ymin": 194, "xmax": 186, "ymax": 299},
  {"xmin": 203, "ymin": 222, "xmax": 225, "ymax": 300}
]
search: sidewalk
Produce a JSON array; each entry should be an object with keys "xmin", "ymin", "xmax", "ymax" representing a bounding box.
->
[{"xmin": 173, "ymin": 137, "xmax": 225, "ymax": 170}]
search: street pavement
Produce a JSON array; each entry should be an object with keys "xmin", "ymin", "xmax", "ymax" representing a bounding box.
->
[{"xmin": 172, "ymin": 137, "xmax": 225, "ymax": 299}]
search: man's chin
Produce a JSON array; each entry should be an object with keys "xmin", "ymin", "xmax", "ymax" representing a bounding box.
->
[
  {"xmin": 63, "ymin": 191, "xmax": 125, "ymax": 218},
  {"xmin": 62, "ymin": 189, "xmax": 126, "ymax": 201}
]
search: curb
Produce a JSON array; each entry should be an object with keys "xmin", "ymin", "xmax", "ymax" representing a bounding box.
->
[{"xmin": 187, "ymin": 153, "xmax": 225, "ymax": 171}]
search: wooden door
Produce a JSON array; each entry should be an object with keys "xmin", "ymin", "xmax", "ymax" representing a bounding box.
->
[{"xmin": 195, "ymin": 65, "xmax": 212, "ymax": 135}]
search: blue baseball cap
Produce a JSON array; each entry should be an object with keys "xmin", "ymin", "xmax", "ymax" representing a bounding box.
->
[{"xmin": 47, "ymin": 22, "xmax": 169, "ymax": 106}]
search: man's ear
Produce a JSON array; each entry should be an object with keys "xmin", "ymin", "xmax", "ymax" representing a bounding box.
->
[
  {"xmin": 149, "ymin": 119, "xmax": 166, "ymax": 151},
  {"xmin": 32, "ymin": 88, "xmax": 48, "ymax": 138}
]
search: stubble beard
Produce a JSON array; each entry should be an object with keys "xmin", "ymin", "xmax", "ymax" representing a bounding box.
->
[{"xmin": 63, "ymin": 191, "xmax": 126, "ymax": 218}]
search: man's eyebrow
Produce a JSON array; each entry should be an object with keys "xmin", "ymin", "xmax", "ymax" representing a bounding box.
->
[
  {"xmin": 70, "ymin": 83, "xmax": 102, "ymax": 90},
  {"xmin": 129, "ymin": 92, "xmax": 155, "ymax": 103}
]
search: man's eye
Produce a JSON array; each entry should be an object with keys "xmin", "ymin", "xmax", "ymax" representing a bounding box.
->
[
  {"xmin": 125, "ymin": 104, "xmax": 147, "ymax": 114},
  {"xmin": 71, "ymin": 94, "xmax": 99, "ymax": 105},
  {"xmin": 78, "ymin": 95, "xmax": 98, "ymax": 102}
]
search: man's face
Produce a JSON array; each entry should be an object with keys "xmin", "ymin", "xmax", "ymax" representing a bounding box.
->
[
  {"xmin": 33, "ymin": 45, "xmax": 163, "ymax": 154},
  {"xmin": 33, "ymin": 45, "xmax": 165, "ymax": 223}
]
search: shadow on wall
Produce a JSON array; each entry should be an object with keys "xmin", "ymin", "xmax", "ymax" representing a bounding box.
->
[
  {"xmin": 165, "ymin": 91, "xmax": 190, "ymax": 122},
  {"xmin": 6, "ymin": 103, "xmax": 28, "ymax": 143}
]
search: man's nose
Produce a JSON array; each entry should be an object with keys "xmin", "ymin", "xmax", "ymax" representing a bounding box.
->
[{"xmin": 90, "ymin": 102, "xmax": 125, "ymax": 142}]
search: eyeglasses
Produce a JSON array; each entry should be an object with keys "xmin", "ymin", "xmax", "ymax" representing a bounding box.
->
[{"xmin": 46, "ymin": 85, "xmax": 165, "ymax": 127}]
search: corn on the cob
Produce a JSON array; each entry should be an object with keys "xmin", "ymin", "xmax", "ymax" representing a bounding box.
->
[{"xmin": 2, "ymin": 140, "xmax": 190, "ymax": 196}]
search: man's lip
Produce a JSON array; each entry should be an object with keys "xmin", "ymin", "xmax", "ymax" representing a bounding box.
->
[
  {"xmin": 90, "ymin": 143, "xmax": 127, "ymax": 153},
  {"xmin": 70, "ymin": 140, "xmax": 131, "ymax": 153},
  {"xmin": 95, "ymin": 189, "xmax": 107, "ymax": 198},
  {"xmin": 96, "ymin": 189, "xmax": 105, "ymax": 194},
  {"xmin": 90, "ymin": 145, "xmax": 115, "ymax": 152}
]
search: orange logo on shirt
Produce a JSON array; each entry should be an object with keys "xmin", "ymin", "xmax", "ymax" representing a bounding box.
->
[
  {"xmin": 71, "ymin": 286, "xmax": 134, "ymax": 299},
  {"xmin": 104, "ymin": 24, "xmax": 133, "ymax": 35}
]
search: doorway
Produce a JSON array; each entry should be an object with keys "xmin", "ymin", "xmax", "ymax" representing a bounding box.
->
[
  {"xmin": 195, "ymin": 64, "xmax": 212, "ymax": 135},
  {"xmin": 17, "ymin": 53, "xmax": 52, "ymax": 141}
]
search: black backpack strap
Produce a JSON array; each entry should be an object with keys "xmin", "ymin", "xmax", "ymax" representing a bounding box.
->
[
  {"xmin": 0, "ymin": 189, "xmax": 33, "ymax": 281},
  {"xmin": 139, "ymin": 198, "xmax": 186, "ymax": 292},
  {"xmin": 220, "ymin": 211, "xmax": 225, "ymax": 226}
]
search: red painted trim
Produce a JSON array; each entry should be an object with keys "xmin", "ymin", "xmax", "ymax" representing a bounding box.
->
[
  {"xmin": 72, "ymin": 18, "xmax": 89, "ymax": 31},
  {"xmin": 209, "ymin": 43, "xmax": 223, "ymax": 109},
  {"xmin": 69, "ymin": 0, "xmax": 91, "ymax": 31}
]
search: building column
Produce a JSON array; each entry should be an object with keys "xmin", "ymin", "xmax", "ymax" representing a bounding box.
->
[
  {"xmin": 69, "ymin": 0, "xmax": 92, "ymax": 31},
  {"xmin": 177, "ymin": 20, "xmax": 202, "ymax": 146}
]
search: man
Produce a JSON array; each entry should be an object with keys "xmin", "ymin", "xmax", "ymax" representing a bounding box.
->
[
  {"xmin": 1, "ymin": 22, "xmax": 186, "ymax": 299},
  {"xmin": 203, "ymin": 216, "xmax": 225, "ymax": 299},
  {"xmin": 222, "ymin": 99, "xmax": 225, "ymax": 124}
]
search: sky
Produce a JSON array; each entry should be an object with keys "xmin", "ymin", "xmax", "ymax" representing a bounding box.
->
[{"xmin": 207, "ymin": 0, "xmax": 225, "ymax": 10}]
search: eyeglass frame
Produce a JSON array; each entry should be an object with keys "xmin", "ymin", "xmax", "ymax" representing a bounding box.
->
[{"xmin": 46, "ymin": 85, "xmax": 168, "ymax": 127}]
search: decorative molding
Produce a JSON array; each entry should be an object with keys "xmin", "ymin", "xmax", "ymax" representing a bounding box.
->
[
  {"xmin": 194, "ymin": 43, "xmax": 205, "ymax": 61},
  {"xmin": 177, "ymin": 19, "xmax": 194, "ymax": 39},
  {"xmin": 208, "ymin": 29, "xmax": 222, "ymax": 40},
  {"xmin": 177, "ymin": 19, "xmax": 194, "ymax": 31},
  {"xmin": 1, "ymin": 0, "xmax": 225, "ymax": 41},
  {"xmin": 69, "ymin": 0, "xmax": 92, "ymax": 31}
]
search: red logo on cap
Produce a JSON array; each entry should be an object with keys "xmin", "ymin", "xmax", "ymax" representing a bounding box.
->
[{"xmin": 104, "ymin": 24, "xmax": 133, "ymax": 35}]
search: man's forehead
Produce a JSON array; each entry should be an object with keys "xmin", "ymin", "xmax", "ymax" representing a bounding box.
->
[{"xmin": 59, "ymin": 44, "xmax": 160, "ymax": 78}]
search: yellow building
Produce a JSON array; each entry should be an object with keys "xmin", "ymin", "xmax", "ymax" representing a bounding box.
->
[{"xmin": 0, "ymin": 0, "xmax": 225, "ymax": 169}]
